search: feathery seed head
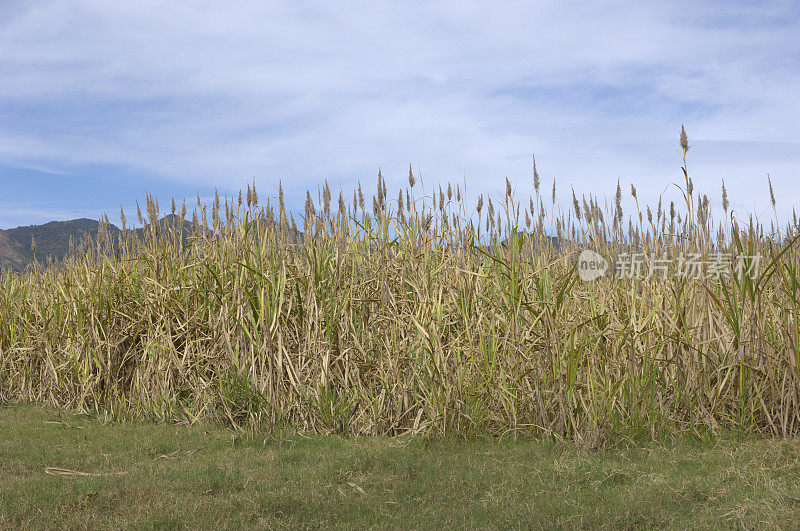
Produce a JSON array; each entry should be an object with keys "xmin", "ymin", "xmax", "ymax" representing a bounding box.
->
[
  {"xmin": 323, "ymin": 180, "xmax": 331, "ymax": 216},
  {"xmin": 572, "ymin": 188, "xmax": 581, "ymax": 220},
  {"xmin": 305, "ymin": 190, "xmax": 315, "ymax": 217},
  {"xmin": 768, "ymin": 174, "xmax": 776, "ymax": 207},
  {"xmin": 722, "ymin": 180, "xmax": 729, "ymax": 212},
  {"xmin": 680, "ymin": 124, "xmax": 689, "ymax": 151}
]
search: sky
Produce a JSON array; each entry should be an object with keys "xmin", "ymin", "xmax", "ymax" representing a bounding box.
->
[{"xmin": 1, "ymin": 0, "xmax": 799, "ymax": 229}]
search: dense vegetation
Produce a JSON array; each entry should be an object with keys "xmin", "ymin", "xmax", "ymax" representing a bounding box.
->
[{"xmin": 2, "ymin": 128, "xmax": 799, "ymax": 443}]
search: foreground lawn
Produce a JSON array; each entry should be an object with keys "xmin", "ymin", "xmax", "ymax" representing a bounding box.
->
[{"xmin": 3, "ymin": 405, "xmax": 800, "ymax": 528}]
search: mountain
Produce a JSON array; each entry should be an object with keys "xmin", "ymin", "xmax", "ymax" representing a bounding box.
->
[
  {"xmin": 0, "ymin": 215, "xmax": 201, "ymax": 272},
  {"xmin": 0, "ymin": 214, "xmax": 304, "ymax": 272},
  {"xmin": 0, "ymin": 218, "xmax": 118, "ymax": 272},
  {"xmin": 135, "ymin": 214, "xmax": 197, "ymax": 241},
  {"xmin": 0, "ymin": 228, "xmax": 29, "ymax": 271}
]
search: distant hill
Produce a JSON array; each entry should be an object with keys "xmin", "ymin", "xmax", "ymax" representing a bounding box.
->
[
  {"xmin": 0, "ymin": 228, "xmax": 29, "ymax": 271},
  {"xmin": 0, "ymin": 216, "xmax": 199, "ymax": 272},
  {"xmin": 0, "ymin": 215, "xmax": 301, "ymax": 272},
  {"xmin": 0, "ymin": 218, "xmax": 117, "ymax": 272}
]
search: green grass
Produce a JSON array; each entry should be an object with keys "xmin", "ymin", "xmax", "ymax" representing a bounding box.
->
[{"xmin": 3, "ymin": 404, "xmax": 800, "ymax": 528}]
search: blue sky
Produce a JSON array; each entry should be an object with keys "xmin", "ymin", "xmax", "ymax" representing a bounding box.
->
[{"xmin": 1, "ymin": 0, "xmax": 799, "ymax": 228}]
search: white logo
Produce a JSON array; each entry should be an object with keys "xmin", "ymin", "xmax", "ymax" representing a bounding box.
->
[{"xmin": 577, "ymin": 249, "xmax": 608, "ymax": 281}]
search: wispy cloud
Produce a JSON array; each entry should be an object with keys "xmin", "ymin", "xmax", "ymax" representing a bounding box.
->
[
  {"xmin": 0, "ymin": 203, "xmax": 111, "ymax": 228},
  {"xmin": 1, "ymin": 0, "xmax": 799, "ymax": 227}
]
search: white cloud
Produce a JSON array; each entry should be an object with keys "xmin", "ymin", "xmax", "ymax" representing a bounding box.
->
[{"xmin": 0, "ymin": 203, "xmax": 109, "ymax": 228}]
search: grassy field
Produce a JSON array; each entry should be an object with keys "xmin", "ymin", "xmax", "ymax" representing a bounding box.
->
[{"xmin": 3, "ymin": 404, "xmax": 800, "ymax": 528}]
